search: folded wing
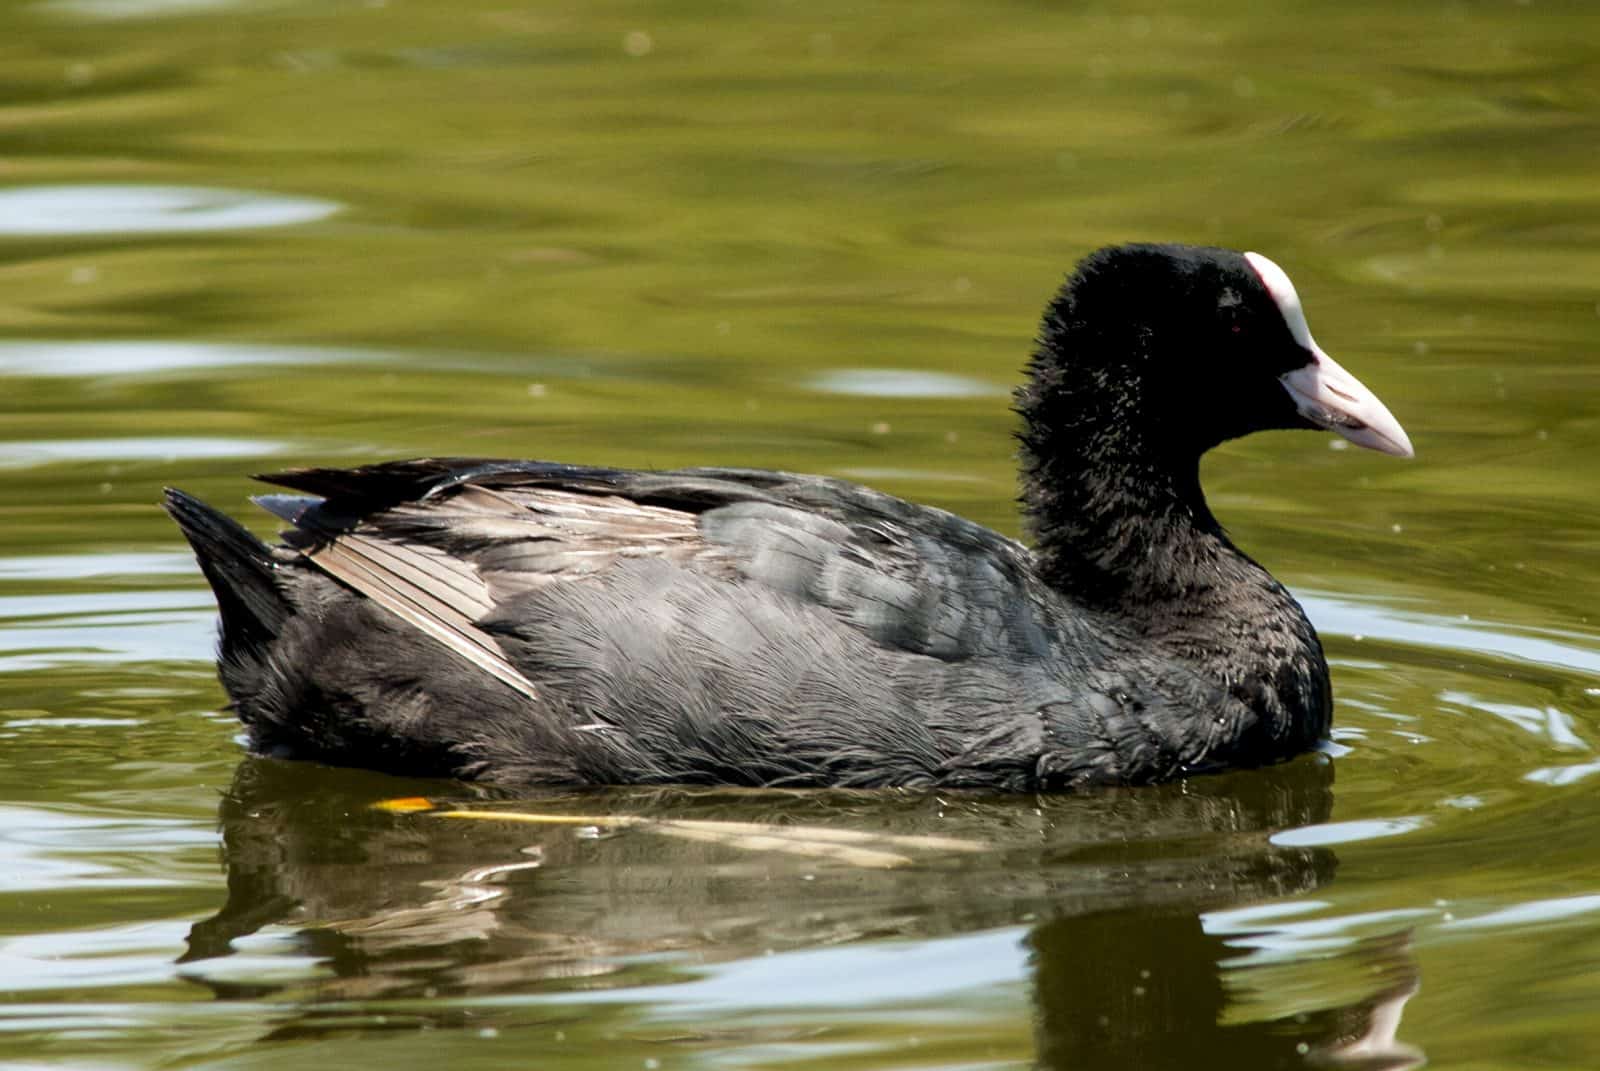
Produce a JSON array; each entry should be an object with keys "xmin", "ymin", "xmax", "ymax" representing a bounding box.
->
[{"xmin": 254, "ymin": 459, "xmax": 1056, "ymax": 691}]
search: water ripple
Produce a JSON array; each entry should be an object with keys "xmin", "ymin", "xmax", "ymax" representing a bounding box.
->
[
  {"xmin": 532, "ymin": 927, "xmax": 1031, "ymax": 1013},
  {"xmin": 1270, "ymin": 816, "xmax": 1429, "ymax": 848},
  {"xmin": 0, "ymin": 340, "xmax": 373, "ymax": 377},
  {"xmin": 0, "ymin": 806, "xmax": 213, "ymax": 894},
  {"xmin": 1304, "ymin": 592, "xmax": 1600, "ymax": 677},
  {"xmin": 1442, "ymin": 893, "xmax": 1600, "ymax": 933},
  {"xmin": 42, "ymin": 0, "xmax": 246, "ymax": 17},
  {"xmin": 0, "ymin": 185, "xmax": 338, "ymax": 236},
  {"xmin": 0, "ymin": 553, "xmax": 196, "ymax": 581},
  {"xmin": 809, "ymin": 368, "xmax": 1007, "ymax": 399},
  {"xmin": 0, "ymin": 589, "xmax": 214, "ymax": 671},
  {"xmin": 0, "ymin": 437, "xmax": 286, "ymax": 467}
]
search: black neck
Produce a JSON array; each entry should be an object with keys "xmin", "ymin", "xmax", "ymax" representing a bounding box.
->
[{"xmin": 1015, "ymin": 365, "xmax": 1233, "ymax": 611}]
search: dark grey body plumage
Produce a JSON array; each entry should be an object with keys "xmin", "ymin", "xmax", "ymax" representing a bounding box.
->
[{"xmin": 168, "ymin": 244, "xmax": 1410, "ymax": 791}]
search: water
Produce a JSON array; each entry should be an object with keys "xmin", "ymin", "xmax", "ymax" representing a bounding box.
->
[{"xmin": 3, "ymin": 1, "xmax": 1599, "ymax": 1067}]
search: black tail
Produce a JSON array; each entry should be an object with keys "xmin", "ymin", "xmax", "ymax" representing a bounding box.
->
[{"xmin": 163, "ymin": 488, "xmax": 289, "ymax": 654}]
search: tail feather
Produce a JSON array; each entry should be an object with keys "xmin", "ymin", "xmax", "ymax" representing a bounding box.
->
[{"xmin": 163, "ymin": 488, "xmax": 289, "ymax": 652}]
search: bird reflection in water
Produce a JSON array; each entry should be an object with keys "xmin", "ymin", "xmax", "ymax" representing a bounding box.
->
[{"xmin": 183, "ymin": 753, "xmax": 1421, "ymax": 1068}]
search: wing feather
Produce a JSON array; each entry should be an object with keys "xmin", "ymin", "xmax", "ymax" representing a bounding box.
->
[
  {"xmin": 257, "ymin": 460, "xmax": 1048, "ymax": 674},
  {"xmin": 306, "ymin": 534, "xmax": 538, "ymax": 698}
]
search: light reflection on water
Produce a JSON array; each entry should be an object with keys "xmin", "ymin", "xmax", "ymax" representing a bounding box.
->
[
  {"xmin": 0, "ymin": 186, "xmax": 338, "ymax": 236},
  {"xmin": 0, "ymin": 341, "xmax": 372, "ymax": 377},
  {"xmin": 0, "ymin": 552, "xmax": 197, "ymax": 580},
  {"xmin": 40, "ymin": 0, "xmax": 248, "ymax": 17},
  {"xmin": 808, "ymin": 368, "xmax": 1008, "ymax": 399},
  {"xmin": 1307, "ymin": 593, "xmax": 1600, "ymax": 677},
  {"xmin": 0, "ymin": 438, "xmax": 289, "ymax": 468},
  {"xmin": 0, "ymin": 584, "xmax": 214, "ymax": 672}
]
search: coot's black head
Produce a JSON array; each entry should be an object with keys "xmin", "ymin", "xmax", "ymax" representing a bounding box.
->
[{"xmin": 1019, "ymin": 243, "xmax": 1413, "ymax": 465}]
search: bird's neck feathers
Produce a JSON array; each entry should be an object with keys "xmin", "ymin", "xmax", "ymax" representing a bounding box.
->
[{"xmin": 1015, "ymin": 316, "xmax": 1235, "ymax": 608}]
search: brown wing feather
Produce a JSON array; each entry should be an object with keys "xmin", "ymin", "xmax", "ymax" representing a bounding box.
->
[
  {"xmin": 283, "ymin": 484, "xmax": 728, "ymax": 698},
  {"xmin": 302, "ymin": 531, "xmax": 537, "ymax": 699}
]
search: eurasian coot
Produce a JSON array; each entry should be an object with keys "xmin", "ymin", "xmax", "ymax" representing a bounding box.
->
[{"xmin": 167, "ymin": 243, "xmax": 1411, "ymax": 791}]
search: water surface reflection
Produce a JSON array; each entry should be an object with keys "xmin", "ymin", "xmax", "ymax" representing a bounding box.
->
[
  {"xmin": 0, "ymin": 185, "xmax": 338, "ymax": 236},
  {"xmin": 186, "ymin": 756, "xmax": 1421, "ymax": 1068}
]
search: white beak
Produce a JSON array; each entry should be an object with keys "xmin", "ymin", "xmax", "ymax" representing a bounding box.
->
[{"xmin": 1279, "ymin": 347, "xmax": 1414, "ymax": 458}]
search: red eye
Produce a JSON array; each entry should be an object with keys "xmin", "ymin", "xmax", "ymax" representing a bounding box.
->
[{"xmin": 1230, "ymin": 323, "xmax": 1243, "ymax": 334}]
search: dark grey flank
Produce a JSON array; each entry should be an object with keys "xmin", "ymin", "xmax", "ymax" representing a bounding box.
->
[{"xmin": 166, "ymin": 243, "xmax": 1411, "ymax": 792}]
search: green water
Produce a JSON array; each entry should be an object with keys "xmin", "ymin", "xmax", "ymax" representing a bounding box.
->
[{"xmin": 3, "ymin": 1, "xmax": 1599, "ymax": 1067}]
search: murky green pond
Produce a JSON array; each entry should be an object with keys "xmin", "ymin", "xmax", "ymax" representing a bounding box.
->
[{"xmin": 4, "ymin": 1, "xmax": 1600, "ymax": 1067}]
